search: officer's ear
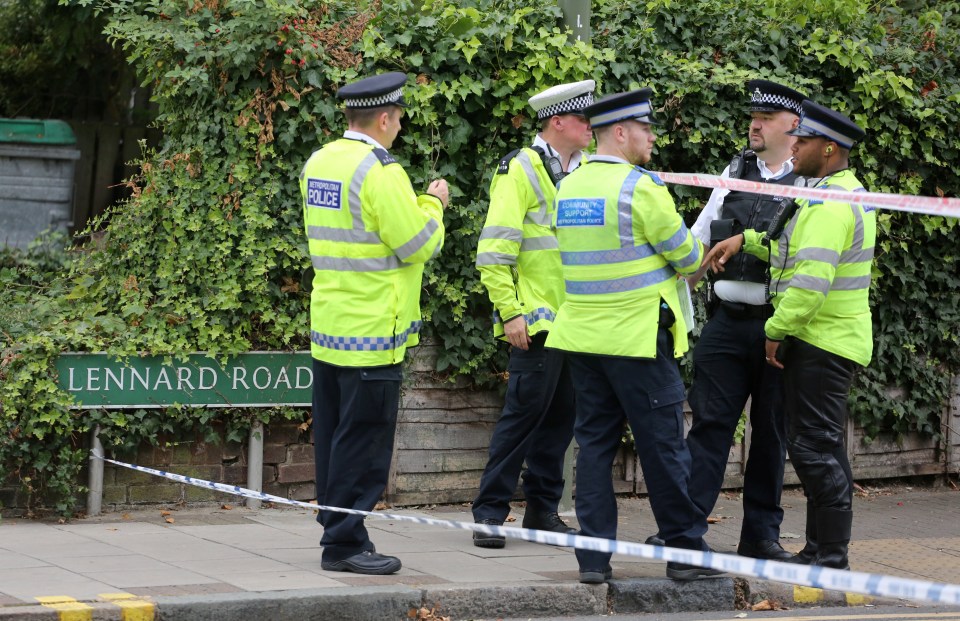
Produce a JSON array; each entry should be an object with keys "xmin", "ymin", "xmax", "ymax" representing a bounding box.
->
[{"xmin": 790, "ymin": 116, "xmax": 800, "ymax": 130}]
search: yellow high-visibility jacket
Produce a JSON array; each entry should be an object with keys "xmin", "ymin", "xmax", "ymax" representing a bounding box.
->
[
  {"xmin": 300, "ymin": 137, "xmax": 444, "ymax": 367},
  {"xmin": 545, "ymin": 158, "xmax": 704, "ymax": 358},
  {"xmin": 743, "ymin": 169, "xmax": 875, "ymax": 366}
]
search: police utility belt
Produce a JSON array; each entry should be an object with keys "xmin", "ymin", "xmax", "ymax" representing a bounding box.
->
[{"xmin": 719, "ymin": 300, "xmax": 774, "ymax": 320}]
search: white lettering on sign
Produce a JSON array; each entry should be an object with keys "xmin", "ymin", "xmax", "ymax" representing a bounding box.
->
[
  {"xmin": 87, "ymin": 367, "xmax": 100, "ymax": 391},
  {"xmin": 154, "ymin": 368, "xmax": 172, "ymax": 390},
  {"xmin": 68, "ymin": 368, "xmax": 81, "ymax": 391},
  {"xmin": 252, "ymin": 367, "xmax": 272, "ymax": 390},
  {"xmin": 131, "ymin": 367, "xmax": 149, "ymax": 390},
  {"xmin": 105, "ymin": 367, "xmax": 124, "ymax": 391},
  {"xmin": 274, "ymin": 366, "xmax": 292, "ymax": 390},
  {"xmin": 177, "ymin": 367, "xmax": 195, "ymax": 391},
  {"xmin": 296, "ymin": 366, "xmax": 312, "ymax": 389},
  {"xmin": 199, "ymin": 367, "xmax": 217, "ymax": 390},
  {"xmin": 232, "ymin": 367, "xmax": 249, "ymax": 390}
]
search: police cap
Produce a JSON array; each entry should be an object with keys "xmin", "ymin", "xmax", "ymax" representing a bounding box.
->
[
  {"xmin": 583, "ymin": 88, "xmax": 657, "ymax": 128},
  {"xmin": 786, "ymin": 100, "xmax": 865, "ymax": 149},
  {"xmin": 747, "ymin": 79, "xmax": 806, "ymax": 116},
  {"xmin": 528, "ymin": 80, "xmax": 596, "ymax": 120},
  {"xmin": 336, "ymin": 72, "xmax": 407, "ymax": 109}
]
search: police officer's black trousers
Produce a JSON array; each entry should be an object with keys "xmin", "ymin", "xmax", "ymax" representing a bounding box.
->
[
  {"xmin": 782, "ymin": 338, "xmax": 858, "ymax": 567},
  {"xmin": 312, "ymin": 359, "xmax": 402, "ymax": 562},
  {"xmin": 473, "ymin": 334, "xmax": 576, "ymax": 522},
  {"xmin": 569, "ymin": 328, "xmax": 708, "ymax": 571},
  {"xmin": 686, "ymin": 304, "xmax": 787, "ymax": 543}
]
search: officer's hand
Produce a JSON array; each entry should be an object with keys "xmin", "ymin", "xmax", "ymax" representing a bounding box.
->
[
  {"xmin": 503, "ymin": 316, "xmax": 532, "ymax": 351},
  {"xmin": 706, "ymin": 234, "xmax": 744, "ymax": 273},
  {"xmin": 427, "ymin": 179, "xmax": 449, "ymax": 208},
  {"xmin": 765, "ymin": 339, "xmax": 784, "ymax": 369}
]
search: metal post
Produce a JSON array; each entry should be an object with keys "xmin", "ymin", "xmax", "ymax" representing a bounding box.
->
[
  {"xmin": 246, "ymin": 422, "xmax": 264, "ymax": 509},
  {"xmin": 558, "ymin": 0, "xmax": 592, "ymax": 43},
  {"xmin": 86, "ymin": 425, "xmax": 103, "ymax": 516}
]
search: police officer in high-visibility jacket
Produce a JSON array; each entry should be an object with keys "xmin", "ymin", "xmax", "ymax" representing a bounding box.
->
[
  {"xmin": 300, "ymin": 72, "xmax": 448, "ymax": 575},
  {"xmin": 546, "ymin": 88, "xmax": 720, "ymax": 583},
  {"xmin": 471, "ymin": 80, "xmax": 594, "ymax": 548},
  {"xmin": 708, "ymin": 100, "xmax": 873, "ymax": 570}
]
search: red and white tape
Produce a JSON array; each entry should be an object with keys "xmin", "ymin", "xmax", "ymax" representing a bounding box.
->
[{"xmin": 655, "ymin": 172, "xmax": 960, "ymax": 219}]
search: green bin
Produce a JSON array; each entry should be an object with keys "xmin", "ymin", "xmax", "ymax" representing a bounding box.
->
[{"xmin": 0, "ymin": 118, "xmax": 81, "ymax": 248}]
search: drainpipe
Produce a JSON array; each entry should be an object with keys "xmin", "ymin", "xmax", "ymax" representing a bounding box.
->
[
  {"xmin": 87, "ymin": 425, "xmax": 103, "ymax": 516},
  {"xmin": 246, "ymin": 421, "xmax": 264, "ymax": 509}
]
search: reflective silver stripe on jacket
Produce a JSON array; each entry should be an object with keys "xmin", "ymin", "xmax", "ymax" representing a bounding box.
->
[
  {"xmin": 312, "ymin": 254, "xmax": 405, "ymax": 272},
  {"xmin": 476, "ymin": 252, "xmax": 518, "ymax": 266},
  {"xmin": 617, "ymin": 169, "xmax": 642, "ymax": 248},
  {"xmin": 520, "ymin": 236, "xmax": 559, "ymax": 251},
  {"xmin": 517, "ymin": 151, "xmax": 551, "ymax": 226},
  {"xmin": 395, "ymin": 219, "xmax": 440, "ymax": 262},
  {"xmin": 566, "ymin": 265, "xmax": 676, "ymax": 295},
  {"xmin": 479, "ymin": 225, "xmax": 523, "ymax": 244}
]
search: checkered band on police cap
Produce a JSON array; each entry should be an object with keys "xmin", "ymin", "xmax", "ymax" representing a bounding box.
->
[
  {"xmin": 341, "ymin": 87, "xmax": 404, "ymax": 109},
  {"xmin": 529, "ymin": 80, "xmax": 596, "ymax": 120},
  {"xmin": 336, "ymin": 72, "xmax": 407, "ymax": 109},
  {"xmin": 747, "ymin": 79, "xmax": 806, "ymax": 116}
]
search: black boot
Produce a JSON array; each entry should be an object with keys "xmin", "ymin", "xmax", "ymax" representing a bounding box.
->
[
  {"xmin": 812, "ymin": 507, "xmax": 852, "ymax": 570},
  {"xmin": 786, "ymin": 502, "xmax": 818, "ymax": 564}
]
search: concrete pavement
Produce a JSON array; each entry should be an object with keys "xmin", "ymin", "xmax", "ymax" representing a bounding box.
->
[{"xmin": 0, "ymin": 484, "xmax": 958, "ymax": 620}]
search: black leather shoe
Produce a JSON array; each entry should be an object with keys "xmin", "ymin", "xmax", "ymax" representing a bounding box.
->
[
  {"xmin": 321, "ymin": 550, "xmax": 401, "ymax": 575},
  {"xmin": 737, "ymin": 539, "xmax": 793, "ymax": 561},
  {"xmin": 579, "ymin": 566, "xmax": 613, "ymax": 584},
  {"xmin": 522, "ymin": 511, "xmax": 577, "ymax": 534},
  {"xmin": 645, "ymin": 534, "xmax": 665, "ymax": 546},
  {"xmin": 666, "ymin": 562, "xmax": 724, "ymax": 580},
  {"xmin": 473, "ymin": 518, "xmax": 506, "ymax": 548}
]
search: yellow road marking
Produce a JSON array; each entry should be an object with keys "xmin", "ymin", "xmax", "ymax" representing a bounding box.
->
[
  {"xmin": 794, "ymin": 585, "xmax": 825, "ymax": 603},
  {"xmin": 695, "ymin": 612, "xmax": 960, "ymax": 621},
  {"xmin": 35, "ymin": 596, "xmax": 93, "ymax": 621},
  {"xmin": 845, "ymin": 592, "xmax": 874, "ymax": 606},
  {"xmin": 100, "ymin": 593, "xmax": 156, "ymax": 621}
]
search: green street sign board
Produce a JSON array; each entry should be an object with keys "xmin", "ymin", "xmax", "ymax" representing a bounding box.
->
[
  {"xmin": 56, "ymin": 352, "xmax": 313, "ymax": 408},
  {"xmin": 558, "ymin": 0, "xmax": 591, "ymax": 43}
]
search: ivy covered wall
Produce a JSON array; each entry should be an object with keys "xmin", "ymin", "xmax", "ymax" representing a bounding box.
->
[{"xmin": 1, "ymin": 0, "xmax": 958, "ymax": 514}]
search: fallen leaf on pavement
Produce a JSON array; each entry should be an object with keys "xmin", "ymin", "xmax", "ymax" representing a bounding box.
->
[
  {"xmin": 165, "ymin": 517, "xmax": 175, "ymax": 524},
  {"xmin": 160, "ymin": 510, "xmax": 172, "ymax": 517},
  {"xmin": 221, "ymin": 504, "xmax": 233, "ymax": 510},
  {"xmin": 505, "ymin": 516, "xmax": 517, "ymax": 523},
  {"xmin": 707, "ymin": 516, "xmax": 723, "ymax": 524},
  {"xmin": 375, "ymin": 501, "xmax": 388, "ymax": 510},
  {"xmin": 122, "ymin": 513, "xmax": 131, "ymax": 520},
  {"xmin": 752, "ymin": 599, "xmax": 785, "ymax": 611}
]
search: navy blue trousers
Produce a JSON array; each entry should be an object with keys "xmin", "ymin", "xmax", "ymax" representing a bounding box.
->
[
  {"xmin": 569, "ymin": 328, "xmax": 708, "ymax": 572},
  {"xmin": 473, "ymin": 334, "xmax": 576, "ymax": 521},
  {"xmin": 312, "ymin": 359, "xmax": 401, "ymax": 562},
  {"xmin": 686, "ymin": 304, "xmax": 787, "ymax": 542}
]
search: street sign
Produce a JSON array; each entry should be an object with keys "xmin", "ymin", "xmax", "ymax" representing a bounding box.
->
[
  {"xmin": 56, "ymin": 352, "xmax": 313, "ymax": 408},
  {"xmin": 558, "ymin": 0, "xmax": 591, "ymax": 43}
]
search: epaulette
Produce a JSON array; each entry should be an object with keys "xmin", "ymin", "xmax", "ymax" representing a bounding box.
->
[
  {"xmin": 373, "ymin": 148, "xmax": 398, "ymax": 166},
  {"xmin": 635, "ymin": 166, "xmax": 665, "ymax": 186},
  {"xmin": 497, "ymin": 149, "xmax": 523, "ymax": 175}
]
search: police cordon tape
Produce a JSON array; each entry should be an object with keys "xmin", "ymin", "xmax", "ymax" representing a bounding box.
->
[
  {"xmin": 91, "ymin": 452, "xmax": 960, "ymax": 605},
  {"xmin": 654, "ymin": 171, "xmax": 960, "ymax": 219}
]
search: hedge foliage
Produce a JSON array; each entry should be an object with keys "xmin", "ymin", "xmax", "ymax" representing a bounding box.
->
[{"xmin": 1, "ymin": 0, "xmax": 958, "ymax": 514}]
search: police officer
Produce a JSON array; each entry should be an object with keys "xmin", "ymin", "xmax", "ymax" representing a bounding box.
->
[
  {"xmin": 300, "ymin": 72, "xmax": 448, "ymax": 575},
  {"xmin": 678, "ymin": 80, "xmax": 808, "ymax": 561},
  {"xmin": 708, "ymin": 100, "xmax": 873, "ymax": 570},
  {"xmin": 547, "ymin": 88, "xmax": 720, "ymax": 582},
  {"xmin": 472, "ymin": 80, "xmax": 594, "ymax": 547}
]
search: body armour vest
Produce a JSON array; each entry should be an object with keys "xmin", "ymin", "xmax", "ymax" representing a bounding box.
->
[{"xmin": 709, "ymin": 151, "xmax": 802, "ymax": 284}]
